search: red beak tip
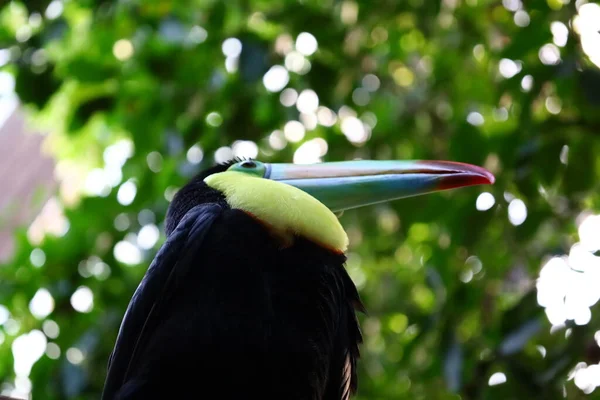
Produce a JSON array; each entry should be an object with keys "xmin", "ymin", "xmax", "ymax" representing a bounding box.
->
[
  {"xmin": 483, "ymin": 170, "xmax": 495, "ymax": 185},
  {"xmin": 415, "ymin": 160, "xmax": 495, "ymax": 186},
  {"xmin": 460, "ymin": 163, "xmax": 495, "ymax": 185},
  {"xmin": 437, "ymin": 168, "xmax": 496, "ymax": 190}
]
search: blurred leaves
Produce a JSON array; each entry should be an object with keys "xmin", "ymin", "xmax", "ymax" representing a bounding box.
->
[{"xmin": 0, "ymin": 0, "xmax": 599, "ymax": 399}]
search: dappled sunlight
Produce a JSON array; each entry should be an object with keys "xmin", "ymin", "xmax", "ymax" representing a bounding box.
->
[
  {"xmin": 293, "ymin": 138, "xmax": 328, "ymax": 165},
  {"xmin": 551, "ymin": 22, "xmax": 568, "ymax": 47},
  {"xmin": 295, "ymin": 32, "xmax": 318, "ymax": 56},
  {"xmin": 279, "ymin": 88, "xmax": 297, "ymax": 107},
  {"xmin": 467, "ymin": 112, "xmax": 484, "ymax": 126},
  {"xmin": 137, "ymin": 224, "xmax": 160, "ymax": 250},
  {"xmin": 362, "ymin": 74, "xmax": 380, "ymax": 92},
  {"xmin": 232, "ymin": 140, "xmax": 259, "ymax": 159},
  {"xmin": 537, "ymin": 213, "xmax": 600, "ymax": 392},
  {"xmin": 29, "ymin": 248, "xmax": 45, "ymax": 267},
  {"xmin": 0, "ymin": 0, "xmax": 598, "ymax": 398},
  {"xmin": 45, "ymin": 1, "xmax": 62, "ymax": 20},
  {"xmin": 488, "ymin": 372, "xmax": 507, "ymax": 386},
  {"xmin": 296, "ymin": 89, "xmax": 319, "ymax": 114},
  {"xmin": 0, "ymin": 305, "xmax": 8, "ymax": 325},
  {"xmin": 66, "ymin": 347, "xmax": 84, "ymax": 365},
  {"xmin": 476, "ymin": 192, "xmax": 495, "ymax": 211},
  {"xmin": 268, "ymin": 130, "xmax": 287, "ymax": 150},
  {"xmin": 507, "ymin": 199, "xmax": 527, "ymax": 226},
  {"xmin": 146, "ymin": 151, "xmax": 163, "ymax": 173},
  {"xmin": 214, "ymin": 146, "xmax": 233, "ymax": 163},
  {"xmin": 573, "ymin": 3, "xmax": 600, "ymax": 68},
  {"xmin": 537, "ymin": 255, "xmax": 595, "ymax": 326},
  {"xmin": 82, "ymin": 139, "xmax": 133, "ymax": 198},
  {"xmin": 10, "ymin": 329, "xmax": 46, "ymax": 398},
  {"xmin": 578, "ymin": 214, "xmax": 600, "ymax": 252},
  {"xmin": 299, "ymin": 112, "xmax": 318, "ymax": 130},
  {"xmin": 114, "ymin": 239, "xmax": 142, "ymax": 266},
  {"xmin": 316, "ymin": 106, "xmax": 337, "ymax": 127},
  {"xmin": 284, "ymin": 120, "xmax": 305, "ymax": 143},
  {"xmin": 341, "ymin": 116, "xmax": 370, "ymax": 145},
  {"xmin": 42, "ymin": 320, "xmax": 59, "ymax": 339},
  {"xmin": 187, "ymin": 26, "xmax": 207, "ymax": 45},
  {"xmin": 513, "ymin": 10, "xmax": 530, "ymax": 27},
  {"xmin": 206, "ymin": 111, "xmax": 223, "ymax": 127},
  {"xmin": 539, "ymin": 43, "xmax": 561, "ymax": 66},
  {"xmin": 285, "ymin": 51, "xmax": 311, "ymax": 75},
  {"xmin": 70, "ymin": 286, "xmax": 93, "ymax": 313},
  {"xmin": 521, "ymin": 75, "xmax": 533, "ymax": 91},
  {"xmin": 499, "ymin": 58, "xmax": 522, "ymax": 79},
  {"xmin": 78, "ymin": 257, "xmax": 111, "ymax": 280},
  {"xmin": 571, "ymin": 362, "xmax": 600, "ymax": 394},
  {"xmin": 186, "ymin": 144, "xmax": 204, "ymax": 164},
  {"xmin": 222, "ymin": 37, "xmax": 242, "ymax": 73},
  {"xmin": 222, "ymin": 38, "xmax": 242, "ymax": 58},
  {"xmin": 117, "ymin": 180, "xmax": 137, "ymax": 206},
  {"xmin": 45, "ymin": 342, "xmax": 60, "ymax": 360},
  {"xmin": 112, "ymin": 39, "xmax": 133, "ymax": 61},
  {"xmin": 263, "ymin": 65, "xmax": 289, "ymax": 92},
  {"xmin": 29, "ymin": 288, "xmax": 54, "ymax": 320},
  {"xmin": 352, "ymin": 88, "xmax": 370, "ymax": 106}
]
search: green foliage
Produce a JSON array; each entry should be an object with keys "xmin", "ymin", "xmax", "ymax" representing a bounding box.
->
[{"xmin": 1, "ymin": 0, "xmax": 600, "ymax": 399}]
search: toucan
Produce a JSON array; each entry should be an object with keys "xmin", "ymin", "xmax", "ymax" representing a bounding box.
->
[{"xmin": 101, "ymin": 158, "xmax": 494, "ymax": 400}]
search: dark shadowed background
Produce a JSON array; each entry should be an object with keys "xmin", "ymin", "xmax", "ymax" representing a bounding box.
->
[{"xmin": 1, "ymin": 0, "xmax": 600, "ymax": 399}]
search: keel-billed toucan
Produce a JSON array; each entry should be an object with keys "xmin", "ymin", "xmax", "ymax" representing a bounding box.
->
[{"xmin": 101, "ymin": 158, "xmax": 494, "ymax": 400}]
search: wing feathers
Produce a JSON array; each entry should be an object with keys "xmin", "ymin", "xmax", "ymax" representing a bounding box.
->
[{"xmin": 101, "ymin": 204, "xmax": 223, "ymax": 400}]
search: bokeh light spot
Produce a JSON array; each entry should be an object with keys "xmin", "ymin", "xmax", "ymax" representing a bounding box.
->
[
  {"xmin": 70, "ymin": 286, "xmax": 93, "ymax": 313},
  {"xmin": 114, "ymin": 240, "xmax": 142, "ymax": 265},
  {"xmin": 508, "ymin": 199, "xmax": 527, "ymax": 225},
  {"xmin": 186, "ymin": 145, "xmax": 204, "ymax": 164},
  {"xmin": 280, "ymin": 88, "xmax": 298, "ymax": 107},
  {"xmin": 476, "ymin": 192, "xmax": 495, "ymax": 211},
  {"xmin": 284, "ymin": 121, "xmax": 305, "ymax": 142},
  {"xmin": 42, "ymin": 320, "xmax": 59, "ymax": 339},
  {"xmin": 263, "ymin": 65, "xmax": 289, "ymax": 92},
  {"xmin": 45, "ymin": 343, "xmax": 60, "ymax": 360},
  {"xmin": 66, "ymin": 347, "xmax": 84, "ymax": 365},
  {"xmin": 113, "ymin": 39, "xmax": 134, "ymax": 61},
  {"xmin": 117, "ymin": 180, "xmax": 137, "ymax": 206},
  {"xmin": 539, "ymin": 43, "xmax": 561, "ymax": 65},
  {"xmin": 295, "ymin": 32, "xmax": 318, "ymax": 56},
  {"xmin": 12, "ymin": 329, "xmax": 46, "ymax": 377},
  {"xmin": 214, "ymin": 146, "xmax": 233, "ymax": 163},
  {"xmin": 488, "ymin": 372, "xmax": 507, "ymax": 386},
  {"xmin": 29, "ymin": 248, "xmax": 46, "ymax": 268},
  {"xmin": 232, "ymin": 140, "xmax": 259, "ymax": 159},
  {"xmin": 222, "ymin": 38, "xmax": 242, "ymax": 58},
  {"xmin": 29, "ymin": 289, "xmax": 54, "ymax": 320},
  {"xmin": 269, "ymin": 130, "xmax": 287, "ymax": 150},
  {"xmin": 137, "ymin": 224, "xmax": 160, "ymax": 250},
  {"xmin": 296, "ymin": 89, "xmax": 319, "ymax": 114},
  {"xmin": 206, "ymin": 112, "xmax": 223, "ymax": 127}
]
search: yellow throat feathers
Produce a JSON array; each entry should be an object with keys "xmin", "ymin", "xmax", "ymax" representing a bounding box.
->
[{"xmin": 204, "ymin": 171, "xmax": 349, "ymax": 253}]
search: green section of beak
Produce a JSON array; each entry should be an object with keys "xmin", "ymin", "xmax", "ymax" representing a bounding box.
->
[{"xmin": 266, "ymin": 160, "xmax": 495, "ymax": 212}]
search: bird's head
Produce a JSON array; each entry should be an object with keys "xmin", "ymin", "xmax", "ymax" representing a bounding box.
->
[{"xmin": 166, "ymin": 158, "xmax": 495, "ymax": 253}]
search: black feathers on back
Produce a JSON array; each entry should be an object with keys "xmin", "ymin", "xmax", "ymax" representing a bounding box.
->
[
  {"xmin": 103, "ymin": 161, "xmax": 365, "ymax": 400},
  {"xmin": 102, "ymin": 204, "xmax": 224, "ymax": 399}
]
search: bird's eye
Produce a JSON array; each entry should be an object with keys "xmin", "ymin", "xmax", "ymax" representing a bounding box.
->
[
  {"xmin": 240, "ymin": 160, "xmax": 257, "ymax": 169},
  {"xmin": 227, "ymin": 159, "xmax": 265, "ymax": 177}
]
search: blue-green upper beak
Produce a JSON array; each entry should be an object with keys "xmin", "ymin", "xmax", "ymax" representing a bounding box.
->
[{"xmin": 265, "ymin": 160, "xmax": 495, "ymax": 212}]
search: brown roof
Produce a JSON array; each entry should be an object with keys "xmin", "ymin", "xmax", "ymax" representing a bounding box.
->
[{"xmin": 0, "ymin": 108, "xmax": 56, "ymax": 261}]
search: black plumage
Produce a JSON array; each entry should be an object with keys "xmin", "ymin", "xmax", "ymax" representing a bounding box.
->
[{"xmin": 102, "ymin": 161, "xmax": 364, "ymax": 400}]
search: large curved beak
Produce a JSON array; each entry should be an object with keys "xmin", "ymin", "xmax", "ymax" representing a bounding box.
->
[{"xmin": 265, "ymin": 160, "xmax": 495, "ymax": 212}]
